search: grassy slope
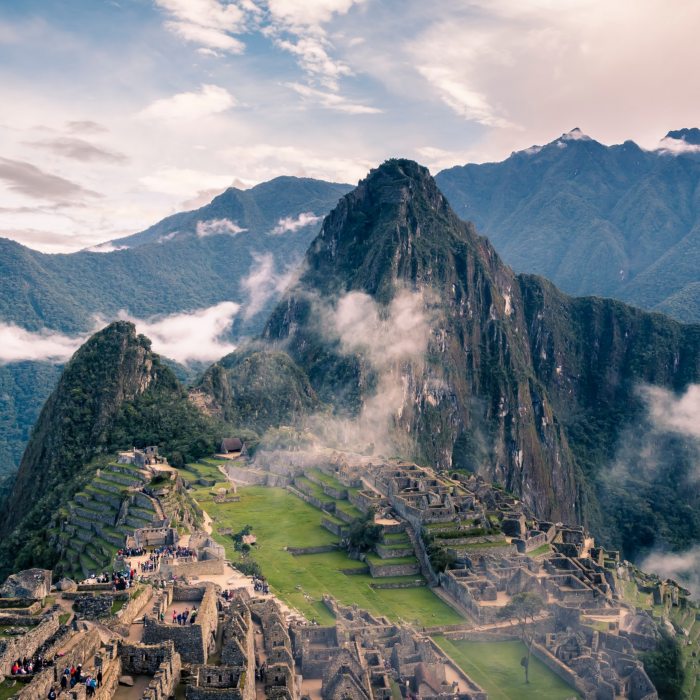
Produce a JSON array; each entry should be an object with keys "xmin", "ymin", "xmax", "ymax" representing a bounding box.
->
[{"xmin": 203, "ymin": 485, "xmax": 463, "ymax": 627}]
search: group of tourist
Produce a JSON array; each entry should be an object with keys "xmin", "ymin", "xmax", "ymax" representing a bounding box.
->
[
  {"xmin": 51, "ymin": 664, "xmax": 102, "ymax": 698},
  {"xmin": 171, "ymin": 606, "xmax": 197, "ymax": 625},
  {"xmin": 111, "ymin": 569, "xmax": 135, "ymax": 591},
  {"xmin": 119, "ymin": 546, "xmax": 145, "ymax": 557},
  {"xmin": 139, "ymin": 558, "xmax": 158, "ymax": 573},
  {"xmin": 11, "ymin": 654, "xmax": 46, "ymax": 675},
  {"xmin": 251, "ymin": 575, "xmax": 269, "ymax": 595},
  {"xmin": 255, "ymin": 661, "xmax": 267, "ymax": 683}
]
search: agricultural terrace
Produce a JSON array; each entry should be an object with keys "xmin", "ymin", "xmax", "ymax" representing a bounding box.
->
[
  {"xmin": 199, "ymin": 484, "xmax": 465, "ymax": 627},
  {"xmin": 434, "ymin": 637, "xmax": 581, "ymax": 700}
]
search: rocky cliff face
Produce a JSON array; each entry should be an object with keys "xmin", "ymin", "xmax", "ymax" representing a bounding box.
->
[{"xmin": 209, "ymin": 160, "xmax": 700, "ymax": 554}]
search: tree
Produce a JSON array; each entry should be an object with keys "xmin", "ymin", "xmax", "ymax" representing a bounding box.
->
[
  {"xmin": 348, "ymin": 507, "xmax": 382, "ymax": 551},
  {"xmin": 639, "ymin": 627, "xmax": 685, "ymax": 700},
  {"xmin": 497, "ymin": 592, "xmax": 544, "ymax": 683}
]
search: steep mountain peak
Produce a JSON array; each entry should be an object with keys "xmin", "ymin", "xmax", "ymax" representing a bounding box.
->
[
  {"xmin": 299, "ymin": 158, "xmax": 486, "ymax": 302},
  {"xmin": 665, "ymin": 127, "xmax": 700, "ymax": 145},
  {"xmin": 559, "ymin": 127, "xmax": 592, "ymax": 141}
]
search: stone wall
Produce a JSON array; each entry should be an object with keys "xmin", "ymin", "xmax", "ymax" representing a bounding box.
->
[
  {"xmin": 0, "ymin": 613, "xmax": 60, "ymax": 676},
  {"xmin": 120, "ymin": 640, "xmax": 178, "ymax": 675},
  {"xmin": 530, "ymin": 642, "xmax": 592, "ymax": 699},
  {"xmin": 62, "ymin": 627, "xmax": 103, "ymax": 670},
  {"xmin": 160, "ymin": 557, "xmax": 224, "ymax": 578},
  {"xmin": 369, "ymin": 581, "xmax": 426, "ymax": 589},
  {"xmin": 74, "ymin": 594, "xmax": 114, "ymax": 619},
  {"xmin": 142, "ymin": 653, "xmax": 182, "ymax": 700},
  {"xmin": 364, "ymin": 559, "xmax": 420, "ymax": 578},
  {"xmin": 143, "ymin": 585, "xmax": 217, "ymax": 663},
  {"xmin": 320, "ymin": 518, "xmax": 347, "ymax": 537},
  {"xmin": 0, "ymin": 598, "xmax": 41, "ymax": 609},
  {"xmin": 111, "ymin": 586, "xmax": 153, "ymax": 629},
  {"xmin": 286, "ymin": 546, "xmax": 339, "ymax": 556}
]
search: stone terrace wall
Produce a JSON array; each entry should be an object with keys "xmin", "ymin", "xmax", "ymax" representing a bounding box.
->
[
  {"xmin": 160, "ymin": 558, "xmax": 224, "ymax": 578},
  {"xmin": 364, "ymin": 558, "xmax": 420, "ymax": 578},
  {"xmin": 0, "ymin": 613, "xmax": 59, "ymax": 675}
]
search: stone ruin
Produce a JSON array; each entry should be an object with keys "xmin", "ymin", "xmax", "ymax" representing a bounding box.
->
[{"xmin": 289, "ymin": 595, "xmax": 485, "ymax": 700}]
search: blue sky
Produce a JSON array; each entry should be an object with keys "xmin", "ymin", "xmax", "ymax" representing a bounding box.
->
[{"xmin": 0, "ymin": 0, "xmax": 698, "ymax": 252}]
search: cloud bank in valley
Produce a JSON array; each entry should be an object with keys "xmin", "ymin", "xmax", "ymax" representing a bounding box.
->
[
  {"xmin": 118, "ymin": 302, "xmax": 240, "ymax": 363},
  {"xmin": 0, "ymin": 324, "xmax": 87, "ymax": 364},
  {"xmin": 0, "ymin": 302, "xmax": 243, "ymax": 366},
  {"xmin": 241, "ymin": 253, "xmax": 294, "ymax": 319}
]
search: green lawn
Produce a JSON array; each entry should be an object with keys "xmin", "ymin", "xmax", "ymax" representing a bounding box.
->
[
  {"xmin": 205, "ymin": 486, "xmax": 464, "ymax": 627},
  {"xmin": 527, "ymin": 544, "xmax": 551, "ymax": 557},
  {"xmin": 434, "ymin": 637, "xmax": 581, "ymax": 700},
  {"xmin": 0, "ymin": 682, "xmax": 22, "ymax": 700}
]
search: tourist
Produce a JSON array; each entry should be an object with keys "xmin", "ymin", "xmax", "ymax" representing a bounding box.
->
[
  {"xmin": 172, "ymin": 611, "xmax": 177, "ymax": 624},
  {"xmin": 97, "ymin": 670, "xmax": 102, "ymax": 688},
  {"xmin": 90, "ymin": 678, "xmax": 97, "ymax": 696},
  {"xmin": 48, "ymin": 688, "xmax": 57, "ymax": 700},
  {"xmin": 60, "ymin": 675, "xmax": 67, "ymax": 691},
  {"xmin": 176, "ymin": 612, "xmax": 182, "ymax": 626}
]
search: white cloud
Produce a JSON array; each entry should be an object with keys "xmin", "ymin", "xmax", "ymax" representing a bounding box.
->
[
  {"xmin": 240, "ymin": 252, "xmax": 293, "ymax": 318},
  {"xmin": 137, "ymin": 84, "xmax": 236, "ymax": 122},
  {"xmin": 155, "ymin": 0, "xmax": 251, "ymax": 54},
  {"xmin": 266, "ymin": 0, "xmax": 366, "ymax": 27},
  {"xmin": 0, "ymin": 323, "xmax": 86, "ymax": 364},
  {"xmin": 641, "ymin": 385, "xmax": 700, "ymax": 440},
  {"xmin": 639, "ymin": 547, "xmax": 700, "ymax": 599},
  {"xmin": 270, "ymin": 211, "xmax": 322, "ymax": 234},
  {"xmin": 196, "ymin": 218, "xmax": 247, "ymax": 237},
  {"xmin": 415, "ymin": 146, "xmax": 480, "ymax": 172},
  {"xmin": 417, "ymin": 64, "xmax": 516, "ymax": 129},
  {"xmin": 140, "ymin": 167, "xmax": 235, "ymax": 196},
  {"xmin": 285, "ymin": 83, "xmax": 381, "ymax": 113},
  {"xmin": 223, "ymin": 143, "xmax": 369, "ymax": 184},
  {"xmin": 85, "ymin": 242, "xmax": 129, "ymax": 253},
  {"xmin": 119, "ymin": 301, "xmax": 240, "ymax": 363},
  {"xmin": 656, "ymin": 137, "xmax": 700, "ymax": 156}
]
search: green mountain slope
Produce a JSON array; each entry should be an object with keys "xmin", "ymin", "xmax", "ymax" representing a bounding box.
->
[
  {"xmin": 0, "ymin": 175, "xmax": 351, "ymax": 479},
  {"xmin": 0, "ymin": 176, "xmax": 352, "ymax": 335},
  {"xmin": 434, "ymin": 128, "xmax": 700, "ymax": 320},
  {"xmin": 0, "ymin": 321, "xmax": 222, "ymax": 578},
  {"xmin": 205, "ymin": 159, "xmax": 700, "ymax": 559}
]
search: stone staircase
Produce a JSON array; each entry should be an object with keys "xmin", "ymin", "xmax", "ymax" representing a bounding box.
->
[{"xmin": 56, "ymin": 462, "xmax": 162, "ymax": 580}]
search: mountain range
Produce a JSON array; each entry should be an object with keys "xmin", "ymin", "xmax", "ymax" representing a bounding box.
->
[
  {"xmin": 4, "ymin": 159, "xmax": 700, "ymax": 578},
  {"xmin": 435, "ymin": 127, "xmax": 700, "ymax": 321}
]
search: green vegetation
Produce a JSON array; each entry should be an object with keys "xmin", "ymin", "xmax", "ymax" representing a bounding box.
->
[
  {"xmin": 0, "ymin": 322, "xmax": 225, "ymax": 579},
  {"xmin": 111, "ymin": 599, "xmax": 126, "ymax": 615},
  {"xmin": 639, "ymin": 628, "xmax": 686, "ymax": 700},
  {"xmin": 58, "ymin": 614, "xmax": 70, "ymax": 625},
  {"xmin": 348, "ymin": 507, "xmax": 382, "ymax": 551},
  {"xmin": 497, "ymin": 593, "xmax": 545, "ymax": 684},
  {"xmin": 434, "ymin": 637, "xmax": 581, "ymax": 700},
  {"xmin": 0, "ymin": 680, "xmax": 23, "ymax": 700},
  {"xmin": 204, "ymin": 485, "xmax": 463, "ymax": 627},
  {"xmin": 527, "ymin": 544, "xmax": 551, "ymax": 557}
]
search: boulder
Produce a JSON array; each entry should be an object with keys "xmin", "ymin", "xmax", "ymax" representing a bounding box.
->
[
  {"xmin": 119, "ymin": 677, "xmax": 134, "ymax": 687},
  {"xmin": 59, "ymin": 578, "xmax": 77, "ymax": 591},
  {"xmin": 1, "ymin": 569, "xmax": 51, "ymax": 599}
]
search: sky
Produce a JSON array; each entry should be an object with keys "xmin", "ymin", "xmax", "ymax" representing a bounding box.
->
[{"xmin": 1, "ymin": 0, "xmax": 700, "ymax": 253}]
